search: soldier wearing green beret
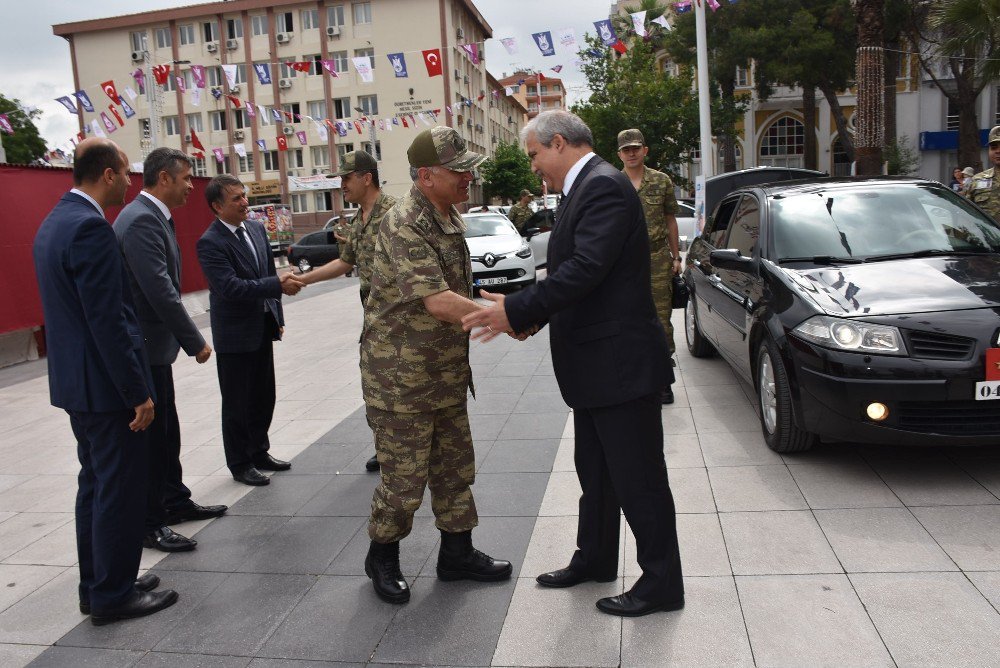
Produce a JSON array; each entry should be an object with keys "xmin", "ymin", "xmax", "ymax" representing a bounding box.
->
[
  {"xmin": 967, "ymin": 126, "xmax": 1000, "ymax": 221},
  {"xmin": 507, "ymin": 189, "xmax": 535, "ymax": 234}
]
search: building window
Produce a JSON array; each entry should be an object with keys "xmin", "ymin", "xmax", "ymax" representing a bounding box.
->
[
  {"xmin": 357, "ymin": 94, "xmax": 378, "ymax": 115},
  {"xmin": 759, "ymin": 116, "xmax": 805, "ymax": 168},
  {"xmin": 332, "ymin": 97, "xmax": 351, "ymax": 119},
  {"xmin": 329, "ymin": 51, "xmax": 349, "ymax": 75},
  {"xmin": 947, "ymin": 97, "xmax": 959, "ymax": 131},
  {"xmin": 314, "ymin": 191, "xmax": 333, "ymax": 211},
  {"xmin": 226, "ymin": 18, "xmax": 243, "ymax": 40},
  {"xmin": 362, "ymin": 140, "xmax": 381, "ymax": 161},
  {"xmin": 311, "ymin": 146, "xmax": 330, "ymax": 169},
  {"xmin": 337, "ymin": 143, "xmax": 355, "ymax": 161},
  {"xmin": 233, "ymin": 109, "xmax": 250, "ymax": 129},
  {"xmin": 279, "ymin": 61, "xmax": 298, "ymax": 79},
  {"xmin": 307, "ymin": 54, "xmax": 323, "ymax": 76},
  {"xmin": 130, "ymin": 31, "xmax": 148, "ymax": 52},
  {"xmin": 276, "ymin": 12, "xmax": 294, "ymax": 33},
  {"xmin": 355, "ymin": 47, "xmax": 375, "ymax": 69},
  {"xmin": 181, "ymin": 70, "xmax": 195, "ymax": 90},
  {"xmin": 209, "ymin": 111, "xmax": 227, "ymax": 131},
  {"xmin": 831, "ymin": 137, "xmax": 851, "ymax": 176},
  {"xmin": 164, "ymin": 116, "xmax": 181, "ymax": 136},
  {"xmin": 215, "ymin": 156, "xmax": 231, "ymax": 176},
  {"xmin": 261, "ymin": 150, "xmax": 280, "ymax": 171},
  {"xmin": 191, "ymin": 156, "xmax": 207, "ymax": 177},
  {"xmin": 154, "ymin": 27, "xmax": 172, "ymax": 49},
  {"xmin": 251, "ymin": 14, "xmax": 268, "ymax": 36},
  {"xmin": 203, "ymin": 21, "xmax": 219, "ymax": 42},
  {"xmin": 302, "ymin": 9, "xmax": 319, "ymax": 30},
  {"xmin": 553, "ymin": 84, "xmax": 560, "ymax": 92},
  {"xmin": 353, "ymin": 2, "xmax": 372, "ymax": 24},
  {"xmin": 328, "ymin": 5, "xmax": 345, "ymax": 27},
  {"xmin": 178, "ymin": 24, "xmax": 195, "ymax": 45},
  {"xmin": 307, "ymin": 100, "xmax": 327, "ymax": 119},
  {"xmin": 736, "ymin": 65, "xmax": 749, "ymax": 88},
  {"xmin": 288, "ymin": 148, "xmax": 305, "ymax": 168},
  {"xmin": 185, "ymin": 112, "xmax": 203, "ymax": 132},
  {"xmin": 238, "ymin": 154, "xmax": 254, "ymax": 173},
  {"xmin": 291, "ymin": 193, "xmax": 309, "ymax": 213},
  {"xmin": 162, "ymin": 74, "xmax": 177, "ymax": 93},
  {"xmin": 232, "ymin": 64, "xmax": 247, "ymax": 85},
  {"xmin": 205, "ymin": 66, "xmax": 222, "ymax": 87},
  {"xmin": 282, "ymin": 103, "xmax": 302, "ymax": 121}
]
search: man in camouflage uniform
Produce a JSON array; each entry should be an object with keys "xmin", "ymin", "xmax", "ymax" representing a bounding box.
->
[
  {"xmin": 296, "ymin": 150, "xmax": 394, "ymax": 472},
  {"xmin": 507, "ymin": 189, "xmax": 534, "ymax": 234},
  {"xmin": 618, "ymin": 129, "xmax": 681, "ymax": 404},
  {"xmin": 967, "ymin": 126, "xmax": 1000, "ymax": 220},
  {"xmin": 360, "ymin": 126, "xmax": 513, "ymax": 604}
]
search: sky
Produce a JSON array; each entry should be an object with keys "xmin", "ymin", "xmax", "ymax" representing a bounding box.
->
[{"xmin": 1, "ymin": 0, "xmax": 619, "ymax": 148}]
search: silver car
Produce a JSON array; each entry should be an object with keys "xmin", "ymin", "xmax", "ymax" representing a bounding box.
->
[{"xmin": 462, "ymin": 213, "xmax": 536, "ymax": 292}]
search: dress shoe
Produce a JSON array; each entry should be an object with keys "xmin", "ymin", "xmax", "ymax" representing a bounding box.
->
[
  {"xmin": 536, "ymin": 567, "xmax": 617, "ymax": 588},
  {"xmin": 232, "ymin": 467, "xmax": 270, "ymax": 486},
  {"xmin": 365, "ymin": 454, "xmax": 380, "ymax": 472},
  {"xmin": 253, "ymin": 454, "xmax": 291, "ymax": 471},
  {"xmin": 91, "ymin": 589, "xmax": 179, "ymax": 626},
  {"xmin": 596, "ymin": 592, "xmax": 685, "ymax": 617},
  {"xmin": 80, "ymin": 573, "xmax": 160, "ymax": 614},
  {"xmin": 661, "ymin": 386, "xmax": 674, "ymax": 404},
  {"xmin": 365, "ymin": 540, "xmax": 410, "ymax": 603},
  {"xmin": 436, "ymin": 529, "xmax": 512, "ymax": 582},
  {"xmin": 143, "ymin": 526, "xmax": 197, "ymax": 552},
  {"xmin": 164, "ymin": 502, "xmax": 228, "ymax": 525}
]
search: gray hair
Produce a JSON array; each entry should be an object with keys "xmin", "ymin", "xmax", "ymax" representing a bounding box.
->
[
  {"xmin": 520, "ymin": 110, "xmax": 593, "ymax": 148},
  {"xmin": 410, "ymin": 165, "xmax": 441, "ymax": 181},
  {"xmin": 143, "ymin": 147, "xmax": 193, "ymax": 188}
]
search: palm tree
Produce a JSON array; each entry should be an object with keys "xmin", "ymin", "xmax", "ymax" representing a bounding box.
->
[
  {"xmin": 855, "ymin": 0, "xmax": 885, "ymax": 174},
  {"xmin": 611, "ymin": 0, "xmax": 671, "ymax": 46}
]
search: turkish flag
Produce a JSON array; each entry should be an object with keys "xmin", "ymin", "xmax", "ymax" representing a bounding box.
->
[
  {"xmin": 100, "ymin": 80, "xmax": 121, "ymax": 104},
  {"xmin": 76, "ymin": 131, "xmax": 85, "ymax": 142},
  {"xmin": 422, "ymin": 49, "xmax": 443, "ymax": 77},
  {"xmin": 612, "ymin": 40, "xmax": 627, "ymax": 54},
  {"xmin": 289, "ymin": 61, "xmax": 312, "ymax": 73},
  {"xmin": 401, "ymin": 117, "xmax": 409, "ymax": 128},
  {"xmin": 108, "ymin": 104, "xmax": 124, "ymax": 126},
  {"xmin": 226, "ymin": 95, "xmax": 242, "ymax": 108},
  {"xmin": 354, "ymin": 121, "xmax": 363, "ymax": 135},
  {"xmin": 189, "ymin": 129, "xmax": 205, "ymax": 151},
  {"xmin": 986, "ymin": 348, "xmax": 1000, "ymax": 381},
  {"xmin": 276, "ymin": 135, "xmax": 288, "ymax": 151},
  {"xmin": 537, "ymin": 72, "xmax": 546, "ymax": 82}
]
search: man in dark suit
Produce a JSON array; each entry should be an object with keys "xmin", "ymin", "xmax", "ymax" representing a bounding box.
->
[
  {"xmin": 462, "ymin": 110, "xmax": 683, "ymax": 617},
  {"xmin": 114, "ymin": 148, "xmax": 228, "ymax": 552},
  {"xmin": 33, "ymin": 137, "xmax": 178, "ymax": 625},
  {"xmin": 196, "ymin": 175, "xmax": 303, "ymax": 486}
]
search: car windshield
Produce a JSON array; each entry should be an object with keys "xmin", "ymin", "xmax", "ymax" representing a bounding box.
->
[
  {"xmin": 463, "ymin": 215, "xmax": 518, "ymax": 238},
  {"xmin": 771, "ymin": 184, "xmax": 1000, "ymax": 261}
]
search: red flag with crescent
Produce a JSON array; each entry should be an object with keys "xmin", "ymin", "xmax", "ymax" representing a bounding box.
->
[
  {"xmin": 226, "ymin": 95, "xmax": 242, "ymax": 108},
  {"xmin": 101, "ymin": 80, "xmax": 121, "ymax": 104},
  {"xmin": 189, "ymin": 129, "xmax": 205, "ymax": 151},
  {"xmin": 276, "ymin": 135, "xmax": 288, "ymax": 151},
  {"xmin": 151, "ymin": 65, "xmax": 171, "ymax": 85},
  {"xmin": 422, "ymin": 49, "xmax": 443, "ymax": 77},
  {"xmin": 108, "ymin": 104, "xmax": 124, "ymax": 126}
]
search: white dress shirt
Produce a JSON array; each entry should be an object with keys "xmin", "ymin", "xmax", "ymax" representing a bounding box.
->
[{"xmin": 562, "ymin": 151, "xmax": 596, "ymax": 197}]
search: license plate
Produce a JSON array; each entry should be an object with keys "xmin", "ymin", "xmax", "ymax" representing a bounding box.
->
[
  {"xmin": 475, "ymin": 277, "xmax": 507, "ymax": 286},
  {"xmin": 975, "ymin": 380, "xmax": 1000, "ymax": 400}
]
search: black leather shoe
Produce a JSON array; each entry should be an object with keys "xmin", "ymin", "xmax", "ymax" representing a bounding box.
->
[
  {"xmin": 253, "ymin": 454, "xmax": 291, "ymax": 471},
  {"xmin": 365, "ymin": 454, "xmax": 380, "ymax": 472},
  {"xmin": 91, "ymin": 589, "xmax": 179, "ymax": 626},
  {"xmin": 536, "ymin": 567, "xmax": 617, "ymax": 588},
  {"xmin": 143, "ymin": 526, "xmax": 197, "ymax": 552},
  {"xmin": 365, "ymin": 540, "xmax": 410, "ymax": 603},
  {"xmin": 233, "ymin": 467, "xmax": 270, "ymax": 486},
  {"xmin": 596, "ymin": 592, "xmax": 684, "ymax": 617},
  {"xmin": 80, "ymin": 573, "xmax": 160, "ymax": 614},
  {"xmin": 661, "ymin": 386, "xmax": 675, "ymax": 404},
  {"xmin": 164, "ymin": 502, "xmax": 228, "ymax": 525}
]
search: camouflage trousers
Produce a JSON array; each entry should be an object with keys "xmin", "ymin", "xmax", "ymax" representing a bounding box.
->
[
  {"xmin": 650, "ymin": 245, "xmax": 675, "ymax": 355},
  {"xmin": 367, "ymin": 403, "xmax": 479, "ymax": 543}
]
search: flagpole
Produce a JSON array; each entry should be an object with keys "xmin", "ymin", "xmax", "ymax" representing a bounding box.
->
[{"xmin": 694, "ymin": 0, "xmax": 714, "ymax": 178}]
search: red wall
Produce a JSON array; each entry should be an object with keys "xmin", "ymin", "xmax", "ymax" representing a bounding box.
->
[{"xmin": 0, "ymin": 164, "xmax": 213, "ymax": 335}]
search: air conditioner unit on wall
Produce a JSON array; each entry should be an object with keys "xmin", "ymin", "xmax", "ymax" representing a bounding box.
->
[
  {"xmin": 283, "ymin": 125, "xmax": 295, "ymax": 135},
  {"xmin": 184, "ymin": 134, "xmax": 192, "ymax": 142},
  {"xmin": 229, "ymin": 84, "xmax": 241, "ymax": 94},
  {"xmin": 206, "ymin": 41, "xmax": 218, "ymax": 52},
  {"xmin": 130, "ymin": 50, "xmax": 147, "ymax": 62},
  {"xmin": 463, "ymin": 75, "xmax": 469, "ymax": 84},
  {"xmin": 454, "ymin": 69, "xmax": 461, "ymax": 81},
  {"xmin": 276, "ymin": 32, "xmax": 291, "ymax": 44},
  {"xmin": 456, "ymin": 27, "xmax": 465, "ymax": 40},
  {"xmin": 326, "ymin": 25, "xmax": 341, "ymax": 37},
  {"xmin": 278, "ymin": 78, "xmax": 293, "ymax": 89},
  {"xmin": 226, "ymin": 39, "xmax": 239, "ymax": 50},
  {"xmin": 233, "ymin": 129, "xmax": 245, "ymax": 140}
]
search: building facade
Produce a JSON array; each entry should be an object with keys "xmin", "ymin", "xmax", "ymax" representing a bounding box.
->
[{"xmin": 496, "ymin": 71, "xmax": 566, "ymax": 122}]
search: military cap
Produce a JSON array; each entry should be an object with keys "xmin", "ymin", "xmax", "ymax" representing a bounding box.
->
[
  {"xmin": 407, "ymin": 126, "xmax": 486, "ymax": 171},
  {"xmin": 617, "ymin": 128, "xmax": 645, "ymax": 150},
  {"xmin": 989, "ymin": 126, "xmax": 1000, "ymax": 145},
  {"xmin": 328, "ymin": 150, "xmax": 377, "ymax": 177},
  {"xmin": 519, "ymin": 189, "xmax": 533, "ymax": 197}
]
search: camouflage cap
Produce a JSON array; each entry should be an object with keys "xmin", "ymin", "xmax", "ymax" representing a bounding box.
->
[
  {"xmin": 617, "ymin": 128, "xmax": 645, "ymax": 150},
  {"xmin": 962, "ymin": 166, "xmax": 976, "ymax": 177},
  {"xmin": 407, "ymin": 126, "xmax": 486, "ymax": 171},
  {"xmin": 519, "ymin": 189, "xmax": 533, "ymax": 197},
  {"xmin": 328, "ymin": 150, "xmax": 377, "ymax": 177},
  {"xmin": 989, "ymin": 126, "xmax": 1000, "ymax": 145}
]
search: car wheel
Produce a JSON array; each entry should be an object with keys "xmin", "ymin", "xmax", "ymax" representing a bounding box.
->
[
  {"xmin": 756, "ymin": 337, "xmax": 816, "ymax": 453},
  {"xmin": 685, "ymin": 297, "xmax": 715, "ymax": 358},
  {"xmin": 297, "ymin": 258, "xmax": 310, "ymax": 272}
]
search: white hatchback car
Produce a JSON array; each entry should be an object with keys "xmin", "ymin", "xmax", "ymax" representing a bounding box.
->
[{"xmin": 461, "ymin": 213, "xmax": 536, "ymax": 292}]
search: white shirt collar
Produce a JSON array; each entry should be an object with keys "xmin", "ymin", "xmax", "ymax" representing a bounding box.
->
[
  {"xmin": 69, "ymin": 188, "xmax": 104, "ymax": 218},
  {"xmin": 219, "ymin": 219, "xmax": 246, "ymax": 235},
  {"xmin": 138, "ymin": 191, "xmax": 172, "ymax": 221},
  {"xmin": 562, "ymin": 151, "xmax": 596, "ymax": 197}
]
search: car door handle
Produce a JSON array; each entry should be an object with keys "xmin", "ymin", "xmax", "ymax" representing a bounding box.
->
[{"xmin": 708, "ymin": 274, "xmax": 721, "ymax": 284}]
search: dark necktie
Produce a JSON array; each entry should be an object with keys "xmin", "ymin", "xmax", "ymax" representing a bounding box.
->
[{"xmin": 235, "ymin": 226, "xmax": 260, "ymax": 271}]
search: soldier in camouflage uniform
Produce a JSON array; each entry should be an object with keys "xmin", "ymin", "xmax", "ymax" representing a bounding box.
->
[
  {"xmin": 507, "ymin": 189, "xmax": 535, "ymax": 234},
  {"xmin": 618, "ymin": 129, "xmax": 681, "ymax": 404},
  {"xmin": 360, "ymin": 127, "xmax": 513, "ymax": 604},
  {"xmin": 295, "ymin": 150, "xmax": 395, "ymax": 472},
  {"xmin": 967, "ymin": 126, "xmax": 1000, "ymax": 221}
]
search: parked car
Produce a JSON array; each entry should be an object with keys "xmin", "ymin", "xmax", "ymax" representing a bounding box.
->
[
  {"xmin": 521, "ymin": 209, "xmax": 553, "ymax": 268},
  {"xmin": 676, "ymin": 198, "xmax": 697, "ymax": 250},
  {"xmin": 287, "ymin": 230, "xmax": 339, "ymax": 272},
  {"xmin": 462, "ymin": 213, "xmax": 536, "ymax": 292},
  {"xmin": 684, "ymin": 176, "xmax": 1000, "ymax": 452}
]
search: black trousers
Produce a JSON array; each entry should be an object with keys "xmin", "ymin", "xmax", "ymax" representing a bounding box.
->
[
  {"xmin": 144, "ymin": 364, "xmax": 193, "ymax": 532},
  {"xmin": 69, "ymin": 409, "xmax": 147, "ymax": 610},
  {"xmin": 216, "ymin": 316, "xmax": 276, "ymax": 473},
  {"xmin": 568, "ymin": 392, "xmax": 684, "ymax": 603}
]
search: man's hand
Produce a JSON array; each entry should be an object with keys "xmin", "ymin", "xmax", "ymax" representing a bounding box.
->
[
  {"xmin": 195, "ymin": 343, "xmax": 212, "ymax": 364},
  {"xmin": 672, "ymin": 258, "xmax": 683, "ymax": 275},
  {"xmin": 280, "ymin": 272, "xmax": 305, "ymax": 296},
  {"xmin": 507, "ymin": 323, "xmax": 540, "ymax": 341},
  {"xmin": 333, "ymin": 230, "xmax": 348, "ymax": 243},
  {"xmin": 130, "ymin": 398, "xmax": 155, "ymax": 432},
  {"xmin": 461, "ymin": 290, "xmax": 511, "ymax": 342}
]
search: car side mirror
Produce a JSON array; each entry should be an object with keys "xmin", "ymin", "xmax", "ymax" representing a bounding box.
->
[
  {"xmin": 709, "ymin": 248, "xmax": 754, "ymax": 271},
  {"xmin": 524, "ymin": 227, "xmax": 540, "ymax": 239}
]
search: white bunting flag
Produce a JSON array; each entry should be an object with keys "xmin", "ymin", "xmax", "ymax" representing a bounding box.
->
[
  {"xmin": 91, "ymin": 119, "xmax": 106, "ymax": 138},
  {"xmin": 651, "ymin": 15, "xmax": 671, "ymax": 30},
  {"xmin": 555, "ymin": 27, "xmax": 577, "ymax": 51},
  {"xmin": 234, "ymin": 142, "xmax": 247, "ymax": 158},
  {"xmin": 314, "ymin": 121, "xmax": 328, "ymax": 141},
  {"xmin": 259, "ymin": 104, "xmax": 270, "ymax": 125},
  {"xmin": 190, "ymin": 89, "xmax": 201, "ymax": 107},
  {"xmin": 352, "ymin": 56, "xmax": 374, "ymax": 83},
  {"xmin": 631, "ymin": 11, "xmax": 648, "ymax": 37},
  {"xmin": 221, "ymin": 64, "xmax": 238, "ymax": 89},
  {"xmin": 500, "ymin": 37, "xmax": 518, "ymax": 55},
  {"xmin": 124, "ymin": 86, "xmax": 138, "ymax": 101},
  {"xmin": 505, "ymin": 86, "xmax": 514, "ymax": 96}
]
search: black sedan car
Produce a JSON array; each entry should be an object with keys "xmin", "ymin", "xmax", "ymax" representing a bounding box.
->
[
  {"xmin": 287, "ymin": 230, "xmax": 339, "ymax": 272},
  {"xmin": 684, "ymin": 177, "xmax": 1000, "ymax": 452}
]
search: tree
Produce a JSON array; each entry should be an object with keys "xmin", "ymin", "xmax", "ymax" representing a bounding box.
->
[
  {"xmin": 479, "ymin": 141, "xmax": 539, "ymax": 203},
  {"xmin": 0, "ymin": 94, "xmax": 47, "ymax": 165},
  {"xmin": 855, "ymin": 0, "xmax": 886, "ymax": 174}
]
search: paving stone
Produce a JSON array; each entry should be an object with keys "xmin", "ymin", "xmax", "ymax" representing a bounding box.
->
[
  {"xmin": 295, "ymin": 474, "xmax": 380, "ymax": 517},
  {"xmin": 0, "ymin": 642, "xmax": 46, "ymax": 668},
  {"xmin": 460, "ymin": 472, "xmax": 549, "ymax": 517},
  {"xmin": 697, "ymin": 430, "xmax": 781, "ymax": 468},
  {"xmin": 511, "ymin": 392, "xmax": 569, "ymax": 414},
  {"xmin": 708, "ymin": 465, "xmax": 808, "ymax": 512},
  {"xmin": 666, "ymin": 468, "xmax": 716, "ymax": 514},
  {"xmin": 478, "ymin": 439, "xmax": 560, "ymax": 473},
  {"xmin": 4, "ymin": 522, "xmax": 77, "ymax": 567},
  {"xmin": 497, "ymin": 412, "xmax": 568, "ymax": 440},
  {"xmin": 250, "ymin": 659, "xmax": 359, "ymax": 668},
  {"xmin": 720, "ymin": 511, "xmax": 843, "ymax": 576},
  {"xmin": 235, "ymin": 516, "xmax": 364, "ymax": 575},
  {"xmin": 280, "ymin": 445, "xmax": 366, "ymax": 476},
  {"xmin": 867, "ymin": 456, "xmax": 1000, "ymax": 506},
  {"xmin": 226, "ymin": 475, "xmax": 333, "ymax": 517},
  {"xmin": 626, "ymin": 513, "xmax": 731, "ymax": 578},
  {"xmin": 663, "ymin": 433, "xmax": 705, "ymax": 469},
  {"xmin": 0, "ymin": 568, "xmax": 82, "ymax": 645},
  {"xmin": 0, "ymin": 564, "xmax": 65, "ymax": 614},
  {"xmin": 788, "ymin": 460, "xmax": 903, "ymax": 509},
  {"xmin": 690, "ymin": 404, "xmax": 761, "ymax": 434},
  {"xmin": 27, "ymin": 646, "xmax": 144, "ymax": 667},
  {"xmin": 538, "ymin": 471, "xmax": 581, "ymax": 516},
  {"xmin": 967, "ymin": 571, "xmax": 1000, "ymax": 610},
  {"xmin": 910, "ymin": 505, "xmax": 1000, "ymax": 571},
  {"xmin": 156, "ymin": 515, "xmax": 290, "ymax": 573},
  {"xmin": 136, "ymin": 653, "xmax": 250, "ymax": 667},
  {"xmin": 0, "ymin": 513, "xmax": 74, "ymax": 561},
  {"xmin": 467, "ymin": 393, "xmax": 520, "ymax": 415},
  {"xmin": 468, "ymin": 413, "xmax": 510, "ymax": 442}
]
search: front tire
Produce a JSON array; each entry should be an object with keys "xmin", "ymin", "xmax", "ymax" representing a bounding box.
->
[
  {"xmin": 756, "ymin": 337, "xmax": 816, "ymax": 453},
  {"xmin": 685, "ymin": 297, "xmax": 716, "ymax": 358},
  {"xmin": 297, "ymin": 258, "xmax": 310, "ymax": 272}
]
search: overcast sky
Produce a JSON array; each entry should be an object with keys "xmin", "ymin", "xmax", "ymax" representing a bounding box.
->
[{"xmin": 2, "ymin": 0, "xmax": 617, "ymax": 148}]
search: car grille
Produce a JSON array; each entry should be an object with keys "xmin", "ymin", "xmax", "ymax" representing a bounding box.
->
[
  {"xmin": 474, "ymin": 268, "xmax": 529, "ymax": 280},
  {"xmin": 904, "ymin": 330, "xmax": 976, "ymax": 360},
  {"xmin": 897, "ymin": 401, "xmax": 1000, "ymax": 435}
]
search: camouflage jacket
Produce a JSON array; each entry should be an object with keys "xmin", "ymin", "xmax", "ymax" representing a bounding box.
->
[
  {"xmin": 630, "ymin": 167, "xmax": 678, "ymax": 252},
  {"xmin": 360, "ymin": 185, "xmax": 473, "ymax": 413},
  {"xmin": 968, "ymin": 167, "xmax": 1000, "ymax": 221},
  {"xmin": 507, "ymin": 202, "xmax": 533, "ymax": 232},
  {"xmin": 340, "ymin": 191, "xmax": 397, "ymax": 304}
]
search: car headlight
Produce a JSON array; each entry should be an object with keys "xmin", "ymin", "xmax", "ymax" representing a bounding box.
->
[
  {"xmin": 515, "ymin": 243, "xmax": 532, "ymax": 259},
  {"xmin": 792, "ymin": 315, "xmax": 905, "ymax": 355}
]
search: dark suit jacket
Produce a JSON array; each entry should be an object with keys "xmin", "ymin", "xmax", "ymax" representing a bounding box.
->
[
  {"xmin": 33, "ymin": 192, "xmax": 154, "ymax": 412},
  {"xmin": 505, "ymin": 155, "xmax": 670, "ymax": 409},
  {"xmin": 196, "ymin": 217, "xmax": 283, "ymax": 354},
  {"xmin": 113, "ymin": 195, "xmax": 206, "ymax": 366}
]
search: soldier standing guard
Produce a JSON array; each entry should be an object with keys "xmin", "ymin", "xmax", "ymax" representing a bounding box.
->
[
  {"xmin": 507, "ymin": 189, "xmax": 535, "ymax": 234},
  {"xmin": 967, "ymin": 126, "xmax": 1000, "ymax": 221},
  {"xmin": 360, "ymin": 126, "xmax": 513, "ymax": 604},
  {"xmin": 617, "ymin": 129, "xmax": 682, "ymax": 403}
]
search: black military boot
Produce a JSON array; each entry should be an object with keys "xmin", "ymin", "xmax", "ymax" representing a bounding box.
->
[
  {"xmin": 436, "ymin": 530, "xmax": 513, "ymax": 582},
  {"xmin": 364, "ymin": 540, "xmax": 409, "ymax": 603}
]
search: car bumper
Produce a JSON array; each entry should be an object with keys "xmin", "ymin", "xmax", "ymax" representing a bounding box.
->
[{"xmin": 472, "ymin": 257, "xmax": 535, "ymax": 290}]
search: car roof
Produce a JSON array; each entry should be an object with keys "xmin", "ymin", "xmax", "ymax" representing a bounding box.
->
[{"xmin": 734, "ymin": 176, "xmax": 939, "ymax": 198}]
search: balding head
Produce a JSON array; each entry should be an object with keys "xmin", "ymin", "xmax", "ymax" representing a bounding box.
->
[{"xmin": 73, "ymin": 138, "xmax": 125, "ymax": 186}]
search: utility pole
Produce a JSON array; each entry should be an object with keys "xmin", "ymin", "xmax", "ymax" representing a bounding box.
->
[{"xmin": 694, "ymin": 0, "xmax": 714, "ymax": 178}]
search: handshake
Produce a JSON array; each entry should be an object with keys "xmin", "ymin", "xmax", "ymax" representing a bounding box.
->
[{"xmin": 280, "ymin": 272, "xmax": 306, "ymax": 296}]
